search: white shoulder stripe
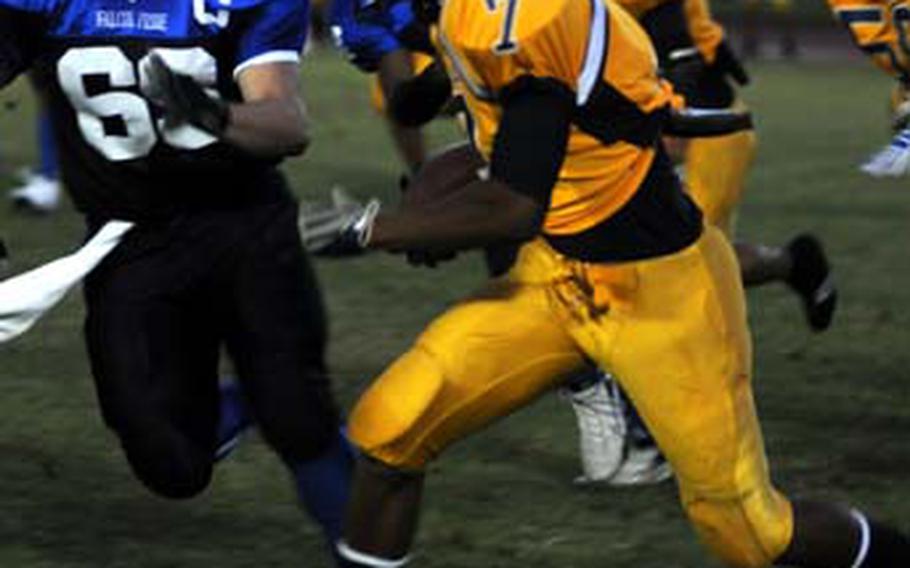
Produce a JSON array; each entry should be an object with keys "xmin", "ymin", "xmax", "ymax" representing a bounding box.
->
[{"xmin": 577, "ymin": 0, "xmax": 607, "ymax": 106}]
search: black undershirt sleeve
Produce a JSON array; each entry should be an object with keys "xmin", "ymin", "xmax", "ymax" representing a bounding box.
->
[
  {"xmin": 490, "ymin": 77, "xmax": 574, "ymax": 214},
  {"xmin": 389, "ymin": 62, "xmax": 453, "ymax": 127},
  {"xmin": 0, "ymin": 7, "xmax": 45, "ymax": 89}
]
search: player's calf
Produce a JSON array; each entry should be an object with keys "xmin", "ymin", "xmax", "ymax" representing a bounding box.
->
[{"xmin": 338, "ymin": 455, "xmax": 421, "ymax": 568}]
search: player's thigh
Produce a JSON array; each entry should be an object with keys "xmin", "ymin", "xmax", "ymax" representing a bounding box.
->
[
  {"xmin": 83, "ymin": 240, "xmax": 222, "ymax": 465},
  {"xmin": 686, "ymin": 130, "xmax": 757, "ymax": 236},
  {"xmin": 608, "ymin": 228, "xmax": 792, "ymax": 565},
  {"xmin": 349, "ymin": 282, "xmax": 586, "ymax": 470},
  {"xmin": 223, "ymin": 202, "xmax": 339, "ymax": 461}
]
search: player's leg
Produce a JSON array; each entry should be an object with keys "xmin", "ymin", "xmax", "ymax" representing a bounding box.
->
[
  {"xmin": 83, "ymin": 229, "xmax": 222, "ymax": 499},
  {"xmin": 595, "ymin": 227, "xmax": 907, "ymax": 567},
  {"xmin": 222, "ymin": 201, "xmax": 351, "ymax": 548},
  {"xmin": 686, "ymin": 130, "xmax": 837, "ymax": 331},
  {"xmin": 339, "ymin": 267, "xmax": 588, "ymax": 566},
  {"xmin": 685, "ymin": 130, "xmax": 756, "ymax": 238}
]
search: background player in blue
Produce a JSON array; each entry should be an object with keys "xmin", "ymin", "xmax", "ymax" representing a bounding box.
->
[
  {"xmin": 8, "ymin": 76, "xmax": 62, "ymax": 213},
  {"xmin": 329, "ymin": 0, "xmax": 431, "ymax": 171},
  {"xmin": 0, "ymin": 0, "xmax": 352, "ymax": 561}
]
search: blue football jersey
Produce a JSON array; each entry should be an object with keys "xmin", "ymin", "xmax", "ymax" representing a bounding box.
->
[{"xmin": 0, "ymin": 0, "xmax": 309, "ymax": 221}]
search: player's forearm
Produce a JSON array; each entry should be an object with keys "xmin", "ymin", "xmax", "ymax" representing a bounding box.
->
[
  {"xmin": 369, "ymin": 179, "xmax": 539, "ymax": 252},
  {"xmin": 224, "ymin": 98, "xmax": 310, "ymax": 157}
]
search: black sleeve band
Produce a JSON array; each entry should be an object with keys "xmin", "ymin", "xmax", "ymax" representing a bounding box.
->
[
  {"xmin": 663, "ymin": 108, "xmax": 754, "ymax": 138},
  {"xmin": 389, "ymin": 62, "xmax": 453, "ymax": 127},
  {"xmin": 0, "ymin": 7, "xmax": 44, "ymax": 89},
  {"xmin": 490, "ymin": 76, "xmax": 573, "ymax": 209}
]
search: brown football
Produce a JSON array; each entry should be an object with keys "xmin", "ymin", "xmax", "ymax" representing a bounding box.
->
[{"xmin": 402, "ymin": 142, "xmax": 487, "ymax": 207}]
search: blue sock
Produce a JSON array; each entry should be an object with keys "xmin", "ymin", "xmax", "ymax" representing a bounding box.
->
[
  {"xmin": 36, "ymin": 112, "xmax": 59, "ymax": 180},
  {"xmin": 290, "ymin": 429, "xmax": 354, "ymax": 547},
  {"xmin": 215, "ymin": 379, "xmax": 253, "ymax": 462}
]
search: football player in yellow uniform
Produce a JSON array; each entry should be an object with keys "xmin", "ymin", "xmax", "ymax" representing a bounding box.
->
[
  {"xmin": 626, "ymin": 0, "xmax": 837, "ymax": 329},
  {"xmin": 828, "ymin": 0, "xmax": 910, "ymax": 176},
  {"xmin": 300, "ymin": 0, "xmax": 910, "ymax": 566}
]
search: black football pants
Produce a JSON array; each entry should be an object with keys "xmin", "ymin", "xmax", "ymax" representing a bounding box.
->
[{"xmin": 83, "ymin": 201, "xmax": 339, "ymax": 499}]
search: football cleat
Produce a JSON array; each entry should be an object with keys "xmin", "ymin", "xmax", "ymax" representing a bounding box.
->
[
  {"xmin": 785, "ymin": 234, "xmax": 837, "ymax": 333},
  {"xmin": 9, "ymin": 172, "xmax": 61, "ymax": 214},
  {"xmin": 563, "ymin": 371, "xmax": 627, "ymax": 484},
  {"xmin": 607, "ymin": 444, "xmax": 673, "ymax": 487},
  {"xmin": 861, "ymin": 128, "xmax": 910, "ymax": 177}
]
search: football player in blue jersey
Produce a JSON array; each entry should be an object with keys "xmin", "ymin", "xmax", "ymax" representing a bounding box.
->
[
  {"xmin": 0, "ymin": 0, "xmax": 351, "ymax": 561},
  {"xmin": 328, "ymin": 0, "xmax": 432, "ymax": 171}
]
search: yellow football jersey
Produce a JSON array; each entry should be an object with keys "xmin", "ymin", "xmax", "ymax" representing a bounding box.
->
[
  {"xmin": 828, "ymin": 0, "xmax": 910, "ymax": 81},
  {"xmin": 436, "ymin": 0, "xmax": 675, "ymax": 236}
]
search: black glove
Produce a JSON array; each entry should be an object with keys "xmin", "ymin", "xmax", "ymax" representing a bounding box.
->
[
  {"xmin": 404, "ymin": 249, "xmax": 457, "ymax": 268},
  {"xmin": 143, "ymin": 54, "xmax": 229, "ymax": 136},
  {"xmin": 713, "ymin": 40, "xmax": 750, "ymax": 87}
]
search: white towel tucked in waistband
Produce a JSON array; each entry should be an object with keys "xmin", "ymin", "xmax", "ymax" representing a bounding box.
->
[{"xmin": 0, "ymin": 221, "xmax": 134, "ymax": 343}]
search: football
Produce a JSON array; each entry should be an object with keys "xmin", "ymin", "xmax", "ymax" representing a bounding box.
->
[{"xmin": 401, "ymin": 141, "xmax": 487, "ymax": 207}]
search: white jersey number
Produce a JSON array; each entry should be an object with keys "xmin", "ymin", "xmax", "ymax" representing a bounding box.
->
[{"xmin": 58, "ymin": 47, "xmax": 220, "ymax": 162}]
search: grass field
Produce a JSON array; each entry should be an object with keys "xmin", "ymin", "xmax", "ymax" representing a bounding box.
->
[{"xmin": 1, "ymin": 52, "xmax": 909, "ymax": 567}]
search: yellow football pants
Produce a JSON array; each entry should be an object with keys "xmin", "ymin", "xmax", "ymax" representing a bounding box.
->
[
  {"xmin": 348, "ymin": 228, "xmax": 793, "ymax": 567},
  {"xmin": 685, "ymin": 129, "xmax": 757, "ymax": 237}
]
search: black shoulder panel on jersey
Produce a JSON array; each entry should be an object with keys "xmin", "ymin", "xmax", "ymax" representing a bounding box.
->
[
  {"xmin": 545, "ymin": 145, "xmax": 703, "ymax": 263},
  {"xmin": 0, "ymin": 7, "xmax": 45, "ymax": 89},
  {"xmin": 574, "ymin": 82, "xmax": 667, "ymax": 148},
  {"xmin": 490, "ymin": 76, "xmax": 573, "ymax": 210}
]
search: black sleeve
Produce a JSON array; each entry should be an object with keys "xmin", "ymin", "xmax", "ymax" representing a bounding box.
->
[
  {"xmin": 639, "ymin": 1, "xmax": 698, "ymax": 71},
  {"xmin": 388, "ymin": 61, "xmax": 452, "ymax": 127},
  {"xmin": 490, "ymin": 77, "xmax": 573, "ymax": 209},
  {"xmin": 0, "ymin": 7, "xmax": 45, "ymax": 89}
]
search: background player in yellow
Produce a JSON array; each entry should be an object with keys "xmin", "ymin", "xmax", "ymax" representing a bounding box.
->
[
  {"xmin": 561, "ymin": 0, "xmax": 837, "ymax": 487},
  {"xmin": 299, "ymin": 0, "xmax": 910, "ymax": 566},
  {"xmin": 827, "ymin": 0, "xmax": 910, "ymax": 176},
  {"xmin": 621, "ymin": 0, "xmax": 836, "ymax": 331},
  {"xmin": 742, "ymin": 0, "xmax": 799, "ymax": 58}
]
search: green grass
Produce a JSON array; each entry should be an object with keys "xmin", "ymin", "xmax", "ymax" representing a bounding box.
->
[{"xmin": 1, "ymin": 53, "xmax": 909, "ymax": 567}]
